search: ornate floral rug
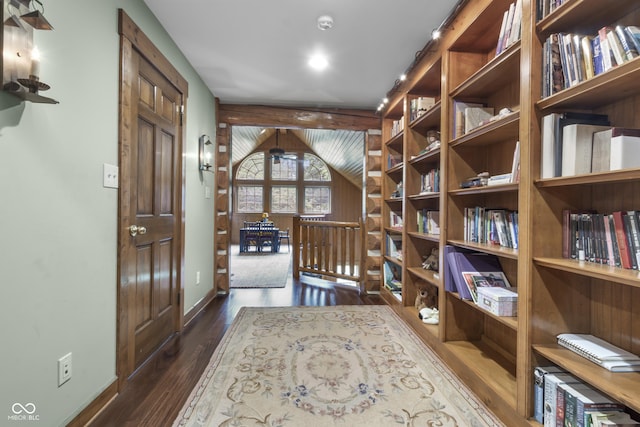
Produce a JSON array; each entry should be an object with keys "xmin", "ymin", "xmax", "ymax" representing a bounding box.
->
[{"xmin": 173, "ymin": 306, "xmax": 505, "ymax": 427}]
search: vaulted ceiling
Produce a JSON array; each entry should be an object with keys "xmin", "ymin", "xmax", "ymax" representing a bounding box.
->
[{"xmin": 231, "ymin": 126, "xmax": 366, "ymax": 188}]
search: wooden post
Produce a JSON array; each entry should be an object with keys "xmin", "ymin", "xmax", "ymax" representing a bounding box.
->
[{"xmin": 292, "ymin": 215, "xmax": 300, "ymax": 279}]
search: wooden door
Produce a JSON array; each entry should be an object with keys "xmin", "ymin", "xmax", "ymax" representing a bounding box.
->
[{"xmin": 118, "ymin": 10, "xmax": 187, "ymax": 385}]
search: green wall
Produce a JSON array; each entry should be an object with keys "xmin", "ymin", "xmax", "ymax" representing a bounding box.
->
[{"xmin": 0, "ymin": 1, "xmax": 217, "ymax": 424}]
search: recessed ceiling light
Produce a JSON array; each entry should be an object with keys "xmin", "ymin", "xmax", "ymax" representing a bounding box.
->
[{"xmin": 308, "ymin": 53, "xmax": 329, "ymax": 71}]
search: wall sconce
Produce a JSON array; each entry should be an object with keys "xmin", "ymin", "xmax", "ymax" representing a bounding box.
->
[
  {"xmin": 199, "ymin": 135, "xmax": 214, "ymax": 172},
  {"xmin": 1, "ymin": 0, "xmax": 57, "ymax": 103}
]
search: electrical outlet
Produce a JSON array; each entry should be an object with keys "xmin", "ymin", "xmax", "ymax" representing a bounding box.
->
[{"xmin": 58, "ymin": 352, "xmax": 72, "ymax": 386}]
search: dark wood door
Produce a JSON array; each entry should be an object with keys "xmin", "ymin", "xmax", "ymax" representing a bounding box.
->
[
  {"xmin": 117, "ymin": 9, "xmax": 188, "ymax": 392},
  {"xmin": 127, "ymin": 54, "xmax": 182, "ymax": 369}
]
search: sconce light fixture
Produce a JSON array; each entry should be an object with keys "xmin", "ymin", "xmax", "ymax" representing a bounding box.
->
[
  {"xmin": 199, "ymin": 135, "xmax": 214, "ymax": 172},
  {"xmin": 20, "ymin": 0, "xmax": 53, "ymax": 30}
]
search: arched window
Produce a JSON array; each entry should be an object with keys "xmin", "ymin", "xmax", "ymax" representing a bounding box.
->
[{"xmin": 235, "ymin": 151, "xmax": 332, "ymax": 214}]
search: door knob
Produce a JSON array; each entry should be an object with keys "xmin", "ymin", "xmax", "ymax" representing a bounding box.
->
[{"xmin": 129, "ymin": 225, "xmax": 147, "ymax": 236}]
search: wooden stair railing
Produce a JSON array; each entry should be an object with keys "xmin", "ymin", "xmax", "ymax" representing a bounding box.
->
[{"xmin": 292, "ymin": 215, "xmax": 366, "ymax": 292}]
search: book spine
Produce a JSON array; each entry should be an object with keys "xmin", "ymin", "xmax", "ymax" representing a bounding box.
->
[
  {"xmin": 591, "ymin": 35, "xmax": 604, "ymax": 76},
  {"xmin": 615, "ymin": 25, "xmax": 638, "ymax": 60},
  {"xmin": 613, "ymin": 211, "xmax": 633, "ymax": 269},
  {"xmin": 628, "ymin": 211, "xmax": 640, "ymax": 268},
  {"xmin": 606, "ymin": 28, "xmax": 626, "ymax": 66},
  {"xmin": 598, "ymin": 27, "xmax": 613, "ymax": 71},
  {"xmin": 603, "ymin": 213, "xmax": 616, "ymax": 266}
]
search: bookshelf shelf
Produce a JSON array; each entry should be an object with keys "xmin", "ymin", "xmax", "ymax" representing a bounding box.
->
[
  {"xmin": 407, "ymin": 192, "xmax": 440, "ymax": 201},
  {"xmin": 450, "ymin": 43, "xmax": 521, "ymax": 99},
  {"xmin": 534, "ymin": 344, "xmax": 640, "ymax": 413},
  {"xmin": 386, "ymin": 163, "xmax": 404, "ymax": 176},
  {"xmin": 450, "ymin": 292, "xmax": 519, "ymax": 331},
  {"xmin": 443, "ymin": 339, "xmax": 518, "ymax": 409},
  {"xmin": 409, "ymin": 147, "xmax": 441, "ymax": 165},
  {"xmin": 409, "ymin": 103, "xmax": 442, "ymax": 133},
  {"xmin": 449, "ymin": 111, "xmax": 520, "ymax": 148},
  {"xmin": 449, "ymin": 183, "xmax": 519, "ymax": 196},
  {"xmin": 385, "ymin": 132, "xmax": 403, "ymax": 151},
  {"xmin": 407, "ymin": 231, "xmax": 440, "ymax": 243},
  {"xmin": 535, "ymin": 169, "xmax": 640, "ymax": 188},
  {"xmin": 448, "ymin": 239, "xmax": 519, "ymax": 260},
  {"xmin": 534, "ymin": 257, "xmax": 640, "ymax": 288},
  {"xmin": 407, "ymin": 266, "xmax": 440, "ymax": 287}
]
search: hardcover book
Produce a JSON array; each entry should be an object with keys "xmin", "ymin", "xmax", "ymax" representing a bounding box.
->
[{"xmin": 561, "ymin": 123, "xmax": 610, "ymax": 176}]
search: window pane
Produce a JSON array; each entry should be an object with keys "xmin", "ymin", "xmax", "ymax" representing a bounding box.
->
[
  {"xmin": 237, "ymin": 185, "xmax": 263, "ymax": 213},
  {"xmin": 237, "ymin": 153, "xmax": 265, "ymax": 180},
  {"xmin": 303, "ymin": 153, "xmax": 330, "ymax": 181},
  {"xmin": 271, "ymin": 186, "xmax": 297, "ymax": 213},
  {"xmin": 304, "ymin": 186, "xmax": 331, "ymax": 213},
  {"xmin": 271, "ymin": 156, "xmax": 297, "ymax": 181}
]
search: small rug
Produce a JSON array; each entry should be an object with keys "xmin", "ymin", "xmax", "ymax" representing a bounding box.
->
[
  {"xmin": 230, "ymin": 248, "xmax": 291, "ymax": 288},
  {"xmin": 173, "ymin": 306, "xmax": 505, "ymax": 427}
]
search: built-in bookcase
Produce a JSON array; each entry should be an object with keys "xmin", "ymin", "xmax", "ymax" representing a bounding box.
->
[
  {"xmin": 531, "ymin": 0, "xmax": 640, "ymax": 418},
  {"xmin": 381, "ymin": 0, "xmax": 640, "ymax": 424}
]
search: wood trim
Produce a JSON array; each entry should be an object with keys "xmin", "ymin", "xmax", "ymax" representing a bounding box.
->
[
  {"xmin": 183, "ymin": 287, "xmax": 218, "ymax": 327},
  {"xmin": 218, "ymin": 104, "xmax": 379, "ymax": 130},
  {"xmin": 66, "ymin": 380, "xmax": 118, "ymax": 427},
  {"xmin": 118, "ymin": 9, "xmax": 188, "ymax": 97}
]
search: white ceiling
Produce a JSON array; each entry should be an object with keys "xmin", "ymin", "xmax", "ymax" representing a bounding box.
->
[{"xmin": 143, "ymin": 0, "xmax": 461, "ymax": 110}]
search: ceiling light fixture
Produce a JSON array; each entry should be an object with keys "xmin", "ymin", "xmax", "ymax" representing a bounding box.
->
[{"xmin": 308, "ymin": 53, "xmax": 328, "ymax": 71}]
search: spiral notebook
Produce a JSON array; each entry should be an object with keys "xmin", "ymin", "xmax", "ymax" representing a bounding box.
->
[{"xmin": 557, "ymin": 333, "xmax": 640, "ymax": 372}]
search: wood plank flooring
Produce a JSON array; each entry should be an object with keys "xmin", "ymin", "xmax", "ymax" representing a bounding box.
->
[{"xmin": 88, "ymin": 277, "xmax": 384, "ymax": 426}]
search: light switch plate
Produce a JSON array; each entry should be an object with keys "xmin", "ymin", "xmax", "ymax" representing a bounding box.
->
[{"xmin": 103, "ymin": 163, "xmax": 119, "ymax": 188}]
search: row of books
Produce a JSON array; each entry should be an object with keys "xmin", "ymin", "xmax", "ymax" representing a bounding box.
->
[
  {"xmin": 390, "ymin": 117, "xmax": 404, "ymax": 138},
  {"xmin": 443, "ymin": 246, "xmax": 516, "ymax": 310},
  {"xmin": 387, "ymin": 153, "xmax": 402, "ymax": 169},
  {"xmin": 562, "ymin": 210, "xmax": 640, "ymax": 270},
  {"xmin": 464, "ymin": 207, "xmax": 519, "ymax": 250},
  {"xmin": 383, "ymin": 259, "xmax": 402, "ymax": 300},
  {"xmin": 420, "ymin": 168, "xmax": 440, "ymax": 194},
  {"xmin": 409, "ymin": 96, "xmax": 436, "ymax": 122},
  {"xmin": 536, "ymin": 0, "xmax": 566, "ymax": 21},
  {"xmin": 386, "ymin": 233, "xmax": 402, "ymax": 261},
  {"xmin": 541, "ymin": 26, "xmax": 640, "ymax": 98},
  {"xmin": 389, "ymin": 211, "xmax": 403, "ymax": 230},
  {"xmin": 535, "ymin": 366, "xmax": 638, "ymax": 427},
  {"xmin": 416, "ymin": 209, "xmax": 440, "ymax": 235},
  {"xmin": 495, "ymin": 0, "xmax": 522, "ymax": 56}
]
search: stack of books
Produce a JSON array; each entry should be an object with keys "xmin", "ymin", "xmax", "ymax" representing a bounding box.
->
[{"xmin": 557, "ymin": 333, "xmax": 640, "ymax": 372}]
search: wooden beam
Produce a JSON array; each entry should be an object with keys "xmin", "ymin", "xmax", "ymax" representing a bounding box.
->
[{"xmin": 218, "ymin": 104, "xmax": 380, "ymax": 131}]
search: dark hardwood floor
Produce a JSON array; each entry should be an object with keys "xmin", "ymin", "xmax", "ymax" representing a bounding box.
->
[{"xmin": 89, "ymin": 275, "xmax": 384, "ymax": 426}]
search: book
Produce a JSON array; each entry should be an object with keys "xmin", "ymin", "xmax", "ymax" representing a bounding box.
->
[
  {"xmin": 534, "ymin": 366, "xmax": 565, "ymax": 424},
  {"xmin": 540, "ymin": 112, "xmax": 609, "ymax": 178},
  {"xmin": 606, "ymin": 28, "xmax": 627, "ymax": 66},
  {"xmin": 598, "ymin": 27, "xmax": 614, "ymax": 71},
  {"xmin": 580, "ymin": 35, "xmax": 595, "ymax": 80},
  {"xmin": 626, "ymin": 211, "xmax": 640, "ymax": 269},
  {"xmin": 464, "ymin": 106, "xmax": 494, "ymax": 133},
  {"xmin": 624, "ymin": 25, "xmax": 640, "ymax": 53},
  {"xmin": 591, "ymin": 411, "xmax": 640, "ymax": 427},
  {"xmin": 496, "ymin": 8, "xmax": 510, "ymax": 55},
  {"xmin": 592, "ymin": 127, "xmax": 640, "ymax": 172},
  {"xmin": 446, "ymin": 249, "xmax": 507, "ymax": 301},
  {"xmin": 557, "ymin": 333, "xmax": 640, "ymax": 372},
  {"xmin": 544, "ymin": 373, "xmax": 580, "ymax": 427},
  {"xmin": 453, "ymin": 101, "xmax": 484, "ymax": 138},
  {"xmin": 612, "ymin": 211, "xmax": 634, "ymax": 269},
  {"xmin": 592, "ymin": 35, "xmax": 605, "ymax": 76},
  {"xmin": 561, "ymin": 123, "xmax": 610, "ymax": 176},
  {"xmin": 615, "ymin": 25, "xmax": 638, "ymax": 61},
  {"xmin": 510, "ymin": 140, "xmax": 520, "ymax": 182}
]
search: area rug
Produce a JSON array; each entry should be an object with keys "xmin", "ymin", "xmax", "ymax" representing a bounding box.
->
[
  {"xmin": 230, "ymin": 248, "xmax": 291, "ymax": 288},
  {"xmin": 173, "ymin": 306, "xmax": 505, "ymax": 427}
]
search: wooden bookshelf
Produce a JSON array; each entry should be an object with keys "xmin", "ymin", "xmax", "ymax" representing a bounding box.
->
[{"xmin": 379, "ymin": 0, "xmax": 640, "ymax": 424}]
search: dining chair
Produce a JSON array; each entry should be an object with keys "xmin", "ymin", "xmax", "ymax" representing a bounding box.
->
[{"xmin": 279, "ymin": 228, "xmax": 290, "ymax": 252}]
